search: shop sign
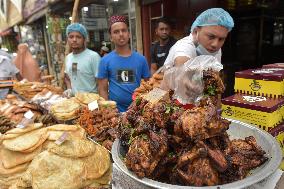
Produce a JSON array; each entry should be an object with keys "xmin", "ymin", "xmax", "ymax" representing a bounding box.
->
[
  {"xmin": 23, "ymin": 0, "xmax": 48, "ymax": 19},
  {"xmin": 10, "ymin": 0, "xmax": 22, "ymax": 13}
]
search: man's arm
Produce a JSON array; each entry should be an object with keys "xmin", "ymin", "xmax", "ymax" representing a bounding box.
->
[
  {"xmin": 98, "ymin": 78, "xmax": 109, "ymax": 100},
  {"xmin": 150, "ymin": 63, "xmax": 158, "ymax": 75},
  {"xmin": 174, "ymin": 56, "xmax": 190, "ymax": 67},
  {"xmin": 64, "ymin": 73, "xmax": 71, "ymax": 89}
]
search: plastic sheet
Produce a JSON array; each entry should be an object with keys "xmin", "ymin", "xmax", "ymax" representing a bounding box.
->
[{"xmin": 161, "ymin": 55, "xmax": 223, "ymax": 105}]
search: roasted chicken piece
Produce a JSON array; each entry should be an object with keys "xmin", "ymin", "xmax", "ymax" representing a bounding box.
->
[
  {"xmin": 142, "ymin": 100, "xmax": 173, "ymax": 128},
  {"xmin": 198, "ymin": 141, "xmax": 228, "ymax": 172},
  {"xmin": 203, "ymin": 69, "xmax": 225, "ymax": 95},
  {"xmin": 179, "ymin": 108, "xmax": 230, "ymax": 141},
  {"xmin": 177, "ymin": 158, "xmax": 219, "ymax": 186},
  {"xmin": 125, "ymin": 129, "xmax": 168, "ymax": 178},
  {"xmin": 220, "ymin": 136, "xmax": 268, "ymax": 183}
]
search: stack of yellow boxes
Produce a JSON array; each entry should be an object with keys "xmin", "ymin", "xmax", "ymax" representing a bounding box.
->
[{"xmin": 221, "ymin": 65, "xmax": 284, "ymax": 169}]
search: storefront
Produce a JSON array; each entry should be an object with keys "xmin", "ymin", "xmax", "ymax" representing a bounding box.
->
[{"xmin": 0, "ymin": 0, "xmax": 23, "ymax": 52}]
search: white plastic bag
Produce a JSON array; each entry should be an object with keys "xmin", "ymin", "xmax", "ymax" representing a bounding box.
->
[{"xmin": 160, "ymin": 55, "xmax": 223, "ymax": 105}]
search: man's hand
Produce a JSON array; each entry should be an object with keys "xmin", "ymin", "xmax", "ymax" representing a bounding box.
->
[
  {"xmin": 174, "ymin": 56, "xmax": 190, "ymax": 67},
  {"xmin": 150, "ymin": 63, "xmax": 158, "ymax": 76},
  {"xmin": 98, "ymin": 78, "xmax": 109, "ymax": 100},
  {"xmin": 63, "ymin": 88, "xmax": 72, "ymax": 98}
]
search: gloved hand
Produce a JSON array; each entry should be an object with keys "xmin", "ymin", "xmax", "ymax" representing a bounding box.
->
[{"xmin": 63, "ymin": 89, "xmax": 72, "ymax": 98}]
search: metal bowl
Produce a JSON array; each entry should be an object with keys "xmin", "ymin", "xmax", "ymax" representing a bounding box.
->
[{"xmin": 111, "ymin": 119, "xmax": 282, "ymax": 189}]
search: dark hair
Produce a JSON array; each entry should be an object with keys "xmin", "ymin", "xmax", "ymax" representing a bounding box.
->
[{"xmin": 155, "ymin": 17, "xmax": 172, "ymax": 29}]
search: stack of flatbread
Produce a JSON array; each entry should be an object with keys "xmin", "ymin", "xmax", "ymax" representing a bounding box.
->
[
  {"xmin": 50, "ymin": 98, "xmax": 80, "ymax": 121},
  {"xmin": 75, "ymin": 92, "xmax": 104, "ymax": 105},
  {"xmin": 0, "ymin": 123, "xmax": 46, "ymax": 188},
  {"xmin": 98, "ymin": 100, "xmax": 117, "ymax": 109},
  {"xmin": 0, "ymin": 123, "xmax": 111, "ymax": 189}
]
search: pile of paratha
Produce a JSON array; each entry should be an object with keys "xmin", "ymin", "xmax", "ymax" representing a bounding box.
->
[
  {"xmin": 0, "ymin": 123, "xmax": 111, "ymax": 189},
  {"xmin": 50, "ymin": 98, "xmax": 80, "ymax": 121},
  {"xmin": 75, "ymin": 92, "xmax": 102, "ymax": 105}
]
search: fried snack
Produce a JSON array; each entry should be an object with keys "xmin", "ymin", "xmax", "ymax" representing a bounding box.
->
[
  {"xmin": 1, "ymin": 145, "xmax": 42, "ymax": 169},
  {"xmin": 0, "ymin": 159, "xmax": 29, "ymax": 177},
  {"xmin": 50, "ymin": 99, "xmax": 80, "ymax": 121},
  {"xmin": 47, "ymin": 139, "xmax": 97, "ymax": 158},
  {"xmin": 84, "ymin": 145, "xmax": 110, "ymax": 179},
  {"xmin": 27, "ymin": 143, "xmax": 111, "ymax": 189},
  {"xmin": 2, "ymin": 128, "xmax": 47, "ymax": 152},
  {"xmin": 28, "ymin": 151, "xmax": 86, "ymax": 189},
  {"xmin": 46, "ymin": 124, "xmax": 79, "ymax": 131},
  {"xmin": 75, "ymin": 92, "xmax": 100, "ymax": 105},
  {"xmin": 5, "ymin": 123, "xmax": 43, "ymax": 135},
  {"xmin": 47, "ymin": 127, "xmax": 85, "ymax": 141},
  {"xmin": 134, "ymin": 73, "xmax": 164, "ymax": 98}
]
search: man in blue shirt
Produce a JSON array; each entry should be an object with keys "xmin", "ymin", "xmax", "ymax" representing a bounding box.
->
[{"xmin": 97, "ymin": 15, "xmax": 150, "ymax": 112}]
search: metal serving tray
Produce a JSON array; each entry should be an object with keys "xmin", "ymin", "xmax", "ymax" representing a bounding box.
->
[{"xmin": 111, "ymin": 119, "xmax": 282, "ymax": 189}]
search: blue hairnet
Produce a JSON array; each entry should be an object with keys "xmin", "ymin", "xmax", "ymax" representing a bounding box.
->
[
  {"xmin": 190, "ymin": 8, "xmax": 234, "ymax": 32},
  {"xmin": 66, "ymin": 23, "xmax": 88, "ymax": 38}
]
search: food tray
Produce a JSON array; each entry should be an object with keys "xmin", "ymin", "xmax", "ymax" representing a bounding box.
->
[{"xmin": 111, "ymin": 119, "xmax": 282, "ymax": 189}]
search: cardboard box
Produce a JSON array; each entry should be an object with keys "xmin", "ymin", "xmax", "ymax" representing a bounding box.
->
[
  {"xmin": 234, "ymin": 68, "xmax": 284, "ymax": 98},
  {"xmin": 262, "ymin": 63, "xmax": 284, "ymax": 69},
  {"xmin": 221, "ymin": 93, "xmax": 284, "ymax": 131},
  {"xmin": 269, "ymin": 123, "xmax": 284, "ymax": 170}
]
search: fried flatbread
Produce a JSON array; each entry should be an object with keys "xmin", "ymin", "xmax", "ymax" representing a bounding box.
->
[
  {"xmin": 1, "ymin": 145, "xmax": 42, "ymax": 169},
  {"xmin": 75, "ymin": 93, "xmax": 100, "ymax": 105},
  {"xmin": 46, "ymin": 124, "xmax": 79, "ymax": 131},
  {"xmin": 5, "ymin": 123, "xmax": 43, "ymax": 135},
  {"xmin": 28, "ymin": 151, "xmax": 86, "ymax": 189},
  {"xmin": 48, "ymin": 139, "xmax": 97, "ymax": 158},
  {"xmin": 47, "ymin": 127, "xmax": 85, "ymax": 141},
  {"xmin": 50, "ymin": 99, "xmax": 80, "ymax": 114},
  {"xmin": 2, "ymin": 128, "xmax": 47, "ymax": 152},
  {"xmin": 83, "ymin": 144, "xmax": 110, "ymax": 179},
  {"xmin": 0, "ymin": 159, "xmax": 29, "ymax": 177}
]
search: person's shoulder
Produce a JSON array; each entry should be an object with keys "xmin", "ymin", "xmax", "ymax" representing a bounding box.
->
[
  {"xmin": 101, "ymin": 51, "xmax": 115, "ymax": 62},
  {"xmin": 169, "ymin": 36, "xmax": 178, "ymax": 44},
  {"xmin": 132, "ymin": 51, "xmax": 146, "ymax": 59},
  {"xmin": 174, "ymin": 34, "xmax": 195, "ymax": 48},
  {"xmin": 66, "ymin": 52, "xmax": 73, "ymax": 59},
  {"xmin": 85, "ymin": 49, "xmax": 100, "ymax": 57}
]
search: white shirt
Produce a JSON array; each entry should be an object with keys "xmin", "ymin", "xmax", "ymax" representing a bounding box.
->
[
  {"xmin": 164, "ymin": 34, "xmax": 222, "ymax": 68},
  {"xmin": 0, "ymin": 54, "xmax": 19, "ymax": 79}
]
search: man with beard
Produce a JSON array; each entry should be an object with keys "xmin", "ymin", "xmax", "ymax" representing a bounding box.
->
[
  {"xmin": 150, "ymin": 17, "xmax": 176, "ymax": 75},
  {"xmin": 64, "ymin": 23, "xmax": 101, "ymax": 97},
  {"xmin": 97, "ymin": 15, "xmax": 150, "ymax": 112}
]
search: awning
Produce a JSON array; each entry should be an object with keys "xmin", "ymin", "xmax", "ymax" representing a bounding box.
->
[
  {"xmin": 25, "ymin": 7, "xmax": 49, "ymax": 24},
  {"xmin": 23, "ymin": 0, "xmax": 48, "ymax": 19},
  {"xmin": 0, "ymin": 0, "xmax": 23, "ymax": 33}
]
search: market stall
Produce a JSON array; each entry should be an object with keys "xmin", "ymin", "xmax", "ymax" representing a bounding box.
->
[{"xmin": 0, "ymin": 57, "xmax": 283, "ymax": 188}]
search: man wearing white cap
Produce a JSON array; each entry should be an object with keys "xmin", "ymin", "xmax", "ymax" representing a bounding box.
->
[{"xmin": 164, "ymin": 8, "xmax": 234, "ymax": 68}]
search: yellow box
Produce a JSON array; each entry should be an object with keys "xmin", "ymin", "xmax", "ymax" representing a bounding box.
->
[
  {"xmin": 221, "ymin": 94, "xmax": 284, "ymax": 131},
  {"xmin": 234, "ymin": 68, "xmax": 284, "ymax": 98},
  {"xmin": 269, "ymin": 123, "xmax": 284, "ymax": 170}
]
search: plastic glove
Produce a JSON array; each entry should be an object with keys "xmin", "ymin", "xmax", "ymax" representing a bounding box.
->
[{"xmin": 63, "ymin": 89, "xmax": 72, "ymax": 98}]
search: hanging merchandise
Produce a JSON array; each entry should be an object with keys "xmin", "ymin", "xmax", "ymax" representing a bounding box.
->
[
  {"xmin": 46, "ymin": 14, "xmax": 70, "ymax": 84},
  {"xmin": 19, "ymin": 23, "xmax": 47, "ymax": 68}
]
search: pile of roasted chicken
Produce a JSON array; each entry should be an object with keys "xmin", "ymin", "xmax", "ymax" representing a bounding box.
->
[{"xmin": 119, "ymin": 70, "xmax": 267, "ymax": 186}]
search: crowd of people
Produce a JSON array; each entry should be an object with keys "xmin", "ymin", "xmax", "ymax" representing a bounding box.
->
[{"xmin": 0, "ymin": 8, "xmax": 235, "ymax": 112}]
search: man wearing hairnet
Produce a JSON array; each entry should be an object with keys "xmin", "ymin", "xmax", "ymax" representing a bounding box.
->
[
  {"xmin": 164, "ymin": 8, "xmax": 234, "ymax": 68},
  {"xmin": 64, "ymin": 23, "xmax": 101, "ymax": 97}
]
